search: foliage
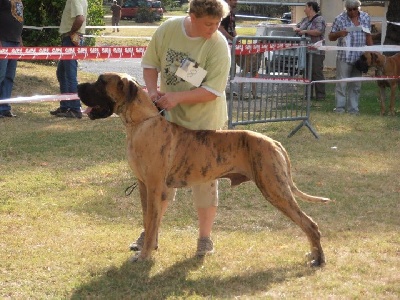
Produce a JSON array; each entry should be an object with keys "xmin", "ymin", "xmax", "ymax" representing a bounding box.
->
[
  {"xmin": 135, "ymin": 6, "xmax": 155, "ymax": 23},
  {"xmin": 22, "ymin": 0, "xmax": 105, "ymax": 47},
  {"xmin": 237, "ymin": 4, "xmax": 290, "ymax": 17}
]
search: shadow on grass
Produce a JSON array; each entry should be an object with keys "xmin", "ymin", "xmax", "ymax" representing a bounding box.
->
[{"xmin": 70, "ymin": 256, "xmax": 316, "ymax": 299}]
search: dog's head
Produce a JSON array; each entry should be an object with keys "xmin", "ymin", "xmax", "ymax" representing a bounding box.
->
[
  {"xmin": 355, "ymin": 53, "xmax": 370, "ymax": 73},
  {"xmin": 77, "ymin": 73, "xmax": 139, "ymax": 120},
  {"xmin": 355, "ymin": 52, "xmax": 385, "ymax": 74}
]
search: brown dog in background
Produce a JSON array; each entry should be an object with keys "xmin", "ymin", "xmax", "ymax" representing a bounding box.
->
[
  {"xmin": 235, "ymin": 53, "xmax": 262, "ymax": 99},
  {"xmin": 358, "ymin": 52, "xmax": 400, "ymax": 116}
]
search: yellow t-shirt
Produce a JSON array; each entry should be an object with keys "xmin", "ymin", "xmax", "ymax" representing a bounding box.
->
[
  {"xmin": 141, "ymin": 17, "xmax": 231, "ymax": 130},
  {"xmin": 59, "ymin": 0, "xmax": 88, "ymax": 34}
]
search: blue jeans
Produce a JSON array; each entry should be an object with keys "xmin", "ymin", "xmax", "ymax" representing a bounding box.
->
[
  {"xmin": 56, "ymin": 36, "xmax": 81, "ymax": 110},
  {"xmin": 0, "ymin": 41, "xmax": 19, "ymax": 112}
]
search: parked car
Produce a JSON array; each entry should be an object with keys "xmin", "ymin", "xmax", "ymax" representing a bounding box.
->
[
  {"xmin": 281, "ymin": 12, "xmax": 292, "ymax": 24},
  {"xmin": 121, "ymin": 0, "xmax": 163, "ymax": 20},
  {"xmin": 150, "ymin": 0, "xmax": 163, "ymax": 20},
  {"xmin": 256, "ymin": 24, "xmax": 301, "ymax": 75}
]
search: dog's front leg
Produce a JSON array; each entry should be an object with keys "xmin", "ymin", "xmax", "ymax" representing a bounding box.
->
[
  {"xmin": 389, "ymin": 82, "xmax": 397, "ymax": 116},
  {"xmin": 138, "ymin": 180, "xmax": 147, "ymax": 228},
  {"xmin": 379, "ymin": 86, "xmax": 386, "ymax": 116},
  {"xmin": 133, "ymin": 187, "xmax": 164, "ymax": 261}
]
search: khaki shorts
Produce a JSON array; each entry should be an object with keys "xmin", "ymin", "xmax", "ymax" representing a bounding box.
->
[{"xmin": 166, "ymin": 180, "xmax": 219, "ymax": 208}]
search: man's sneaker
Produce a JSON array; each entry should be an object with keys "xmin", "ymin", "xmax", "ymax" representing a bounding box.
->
[
  {"xmin": 50, "ymin": 107, "xmax": 67, "ymax": 116},
  {"xmin": 129, "ymin": 231, "xmax": 158, "ymax": 251},
  {"xmin": 56, "ymin": 108, "xmax": 82, "ymax": 119},
  {"xmin": 196, "ymin": 237, "xmax": 214, "ymax": 256}
]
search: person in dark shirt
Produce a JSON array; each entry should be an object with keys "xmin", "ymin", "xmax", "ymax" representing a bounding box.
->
[
  {"xmin": 0, "ymin": 0, "xmax": 24, "ymax": 118},
  {"xmin": 219, "ymin": 0, "xmax": 237, "ymax": 43},
  {"xmin": 110, "ymin": 0, "xmax": 121, "ymax": 32}
]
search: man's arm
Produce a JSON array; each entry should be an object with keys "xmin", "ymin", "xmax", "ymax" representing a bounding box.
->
[
  {"xmin": 328, "ymin": 30, "xmax": 348, "ymax": 42},
  {"xmin": 218, "ymin": 26, "xmax": 235, "ymax": 42},
  {"xmin": 70, "ymin": 15, "xmax": 85, "ymax": 34}
]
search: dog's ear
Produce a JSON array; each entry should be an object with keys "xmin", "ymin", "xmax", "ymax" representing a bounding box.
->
[
  {"xmin": 360, "ymin": 53, "xmax": 366, "ymax": 61},
  {"xmin": 118, "ymin": 77, "xmax": 138, "ymax": 103},
  {"xmin": 125, "ymin": 80, "xmax": 138, "ymax": 103}
]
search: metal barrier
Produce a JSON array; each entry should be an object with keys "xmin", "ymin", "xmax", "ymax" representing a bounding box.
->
[{"xmin": 228, "ymin": 35, "xmax": 319, "ymax": 138}]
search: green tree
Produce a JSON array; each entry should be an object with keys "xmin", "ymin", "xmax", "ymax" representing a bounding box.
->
[{"xmin": 22, "ymin": 0, "xmax": 104, "ymax": 47}]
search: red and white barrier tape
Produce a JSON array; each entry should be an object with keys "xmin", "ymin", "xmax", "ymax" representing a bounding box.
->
[
  {"xmin": 232, "ymin": 75, "xmax": 400, "ymax": 84},
  {"xmin": 0, "ymin": 46, "xmax": 146, "ymax": 60},
  {"xmin": 231, "ymin": 77, "xmax": 311, "ymax": 85},
  {"xmin": 3, "ymin": 43, "xmax": 400, "ymax": 60},
  {"xmin": 0, "ymin": 43, "xmax": 308, "ymax": 60},
  {"xmin": 23, "ymin": 25, "xmax": 159, "ymax": 30}
]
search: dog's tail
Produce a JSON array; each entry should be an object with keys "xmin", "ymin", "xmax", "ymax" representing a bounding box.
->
[
  {"xmin": 291, "ymin": 184, "xmax": 331, "ymax": 203},
  {"xmin": 278, "ymin": 142, "xmax": 331, "ymax": 204}
]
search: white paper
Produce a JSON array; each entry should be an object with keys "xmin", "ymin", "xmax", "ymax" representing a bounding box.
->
[
  {"xmin": 346, "ymin": 26, "xmax": 370, "ymax": 34},
  {"xmin": 175, "ymin": 60, "xmax": 207, "ymax": 87},
  {"xmin": 362, "ymin": 26, "xmax": 371, "ymax": 34},
  {"xmin": 346, "ymin": 26, "xmax": 363, "ymax": 32}
]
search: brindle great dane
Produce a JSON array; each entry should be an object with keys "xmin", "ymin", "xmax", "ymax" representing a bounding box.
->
[{"xmin": 77, "ymin": 73, "xmax": 331, "ymax": 266}]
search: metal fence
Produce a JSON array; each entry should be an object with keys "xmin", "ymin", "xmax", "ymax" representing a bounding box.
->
[{"xmin": 227, "ymin": 35, "xmax": 319, "ymax": 138}]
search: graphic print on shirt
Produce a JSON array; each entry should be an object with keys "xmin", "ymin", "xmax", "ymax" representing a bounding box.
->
[
  {"xmin": 164, "ymin": 48, "xmax": 192, "ymax": 86},
  {"xmin": 11, "ymin": 0, "xmax": 24, "ymax": 23}
]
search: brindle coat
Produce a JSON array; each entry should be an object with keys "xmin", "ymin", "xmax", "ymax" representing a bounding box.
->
[
  {"xmin": 358, "ymin": 51, "xmax": 400, "ymax": 116},
  {"xmin": 77, "ymin": 73, "xmax": 330, "ymax": 266}
]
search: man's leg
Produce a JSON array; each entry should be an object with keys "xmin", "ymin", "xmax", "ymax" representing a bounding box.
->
[
  {"xmin": 312, "ymin": 53, "xmax": 326, "ymax": 100},
  {"xmin": 348, "ymin": 65, "xmax": 362, "ymax": 114},
  {"xmin": 192, "ymin": 180, "xmax": 218, "ymax": 256},
  {"xmin": 335, "ymin": 59, "xmax": 351, "ymax": 112}
]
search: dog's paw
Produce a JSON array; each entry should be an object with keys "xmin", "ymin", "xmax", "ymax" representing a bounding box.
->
[
  {"xmin": 305, "ymin": 252, "xmax": 325, "ymax": 267},
  {"xmin": 129, "ymin": 251, "xmax": 152, "ymax": 263},
  {"xmin": 129, "ymin": 252, "xmax": 142, "ymax": 262}
]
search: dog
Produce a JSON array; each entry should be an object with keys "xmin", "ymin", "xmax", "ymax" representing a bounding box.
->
[
  {"xmin": 356, "ymin": 51, "xmax": 400, "ymax": 116},
  {"xmin": 235, "ymin": 53, "xmax": 262, "ymax": 99},
  {"xmin": 77, "ymin": 73, "xmax": 330, "ymax": 266}
]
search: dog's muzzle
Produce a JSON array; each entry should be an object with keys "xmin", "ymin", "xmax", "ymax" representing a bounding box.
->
[
  {"xmin": 77, "ymin": 82, "xmax": 115, "ymax": 120},
  {"xmin": 355, "ymin": 55, "xmax": 369, "ymax": 73}
]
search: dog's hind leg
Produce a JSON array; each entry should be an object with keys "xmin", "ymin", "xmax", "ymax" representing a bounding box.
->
[{"xmin": 257, "ymin": 182, "xmax": 325, "ymax": 266}]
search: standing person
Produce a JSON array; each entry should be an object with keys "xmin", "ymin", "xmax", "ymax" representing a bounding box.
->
[
  {"xmin": 0, "ymin": 0, "xmax": 23, "ymax": 118},
  {"xmin": 50, "ymin": 0, "xmax": 88, "ymax": 119},
  {"xmin": 219, "ymin": 0, "xmax": 237, "ymax": 43},
  {"xmin": 295, "ymin": 1, "xmax": 326, "ymax": 101},
  {"xmin": 328, "ymin": 0, "xmax": 373, "ymax": 114},
  {"xmin": 129, "ymin": 0, "xmax": 231, "ymax": 257},
  {"xmin": 110, "ymin": 0, "xmax": 121, "ymax": 32}
]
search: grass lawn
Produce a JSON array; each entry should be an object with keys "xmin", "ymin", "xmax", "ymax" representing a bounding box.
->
[{"xmin": 0, "ymin": 15, "xmax": 399, "ymax": 299}]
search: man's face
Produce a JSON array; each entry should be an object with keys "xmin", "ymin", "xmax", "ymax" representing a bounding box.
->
[
  {"xmin": 190, "ymin": 14, "xmax": 222, "ymax": 39},
  {"xmin": 346, "ymin": 6, "xmax": 359, "ymax": 18}
]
